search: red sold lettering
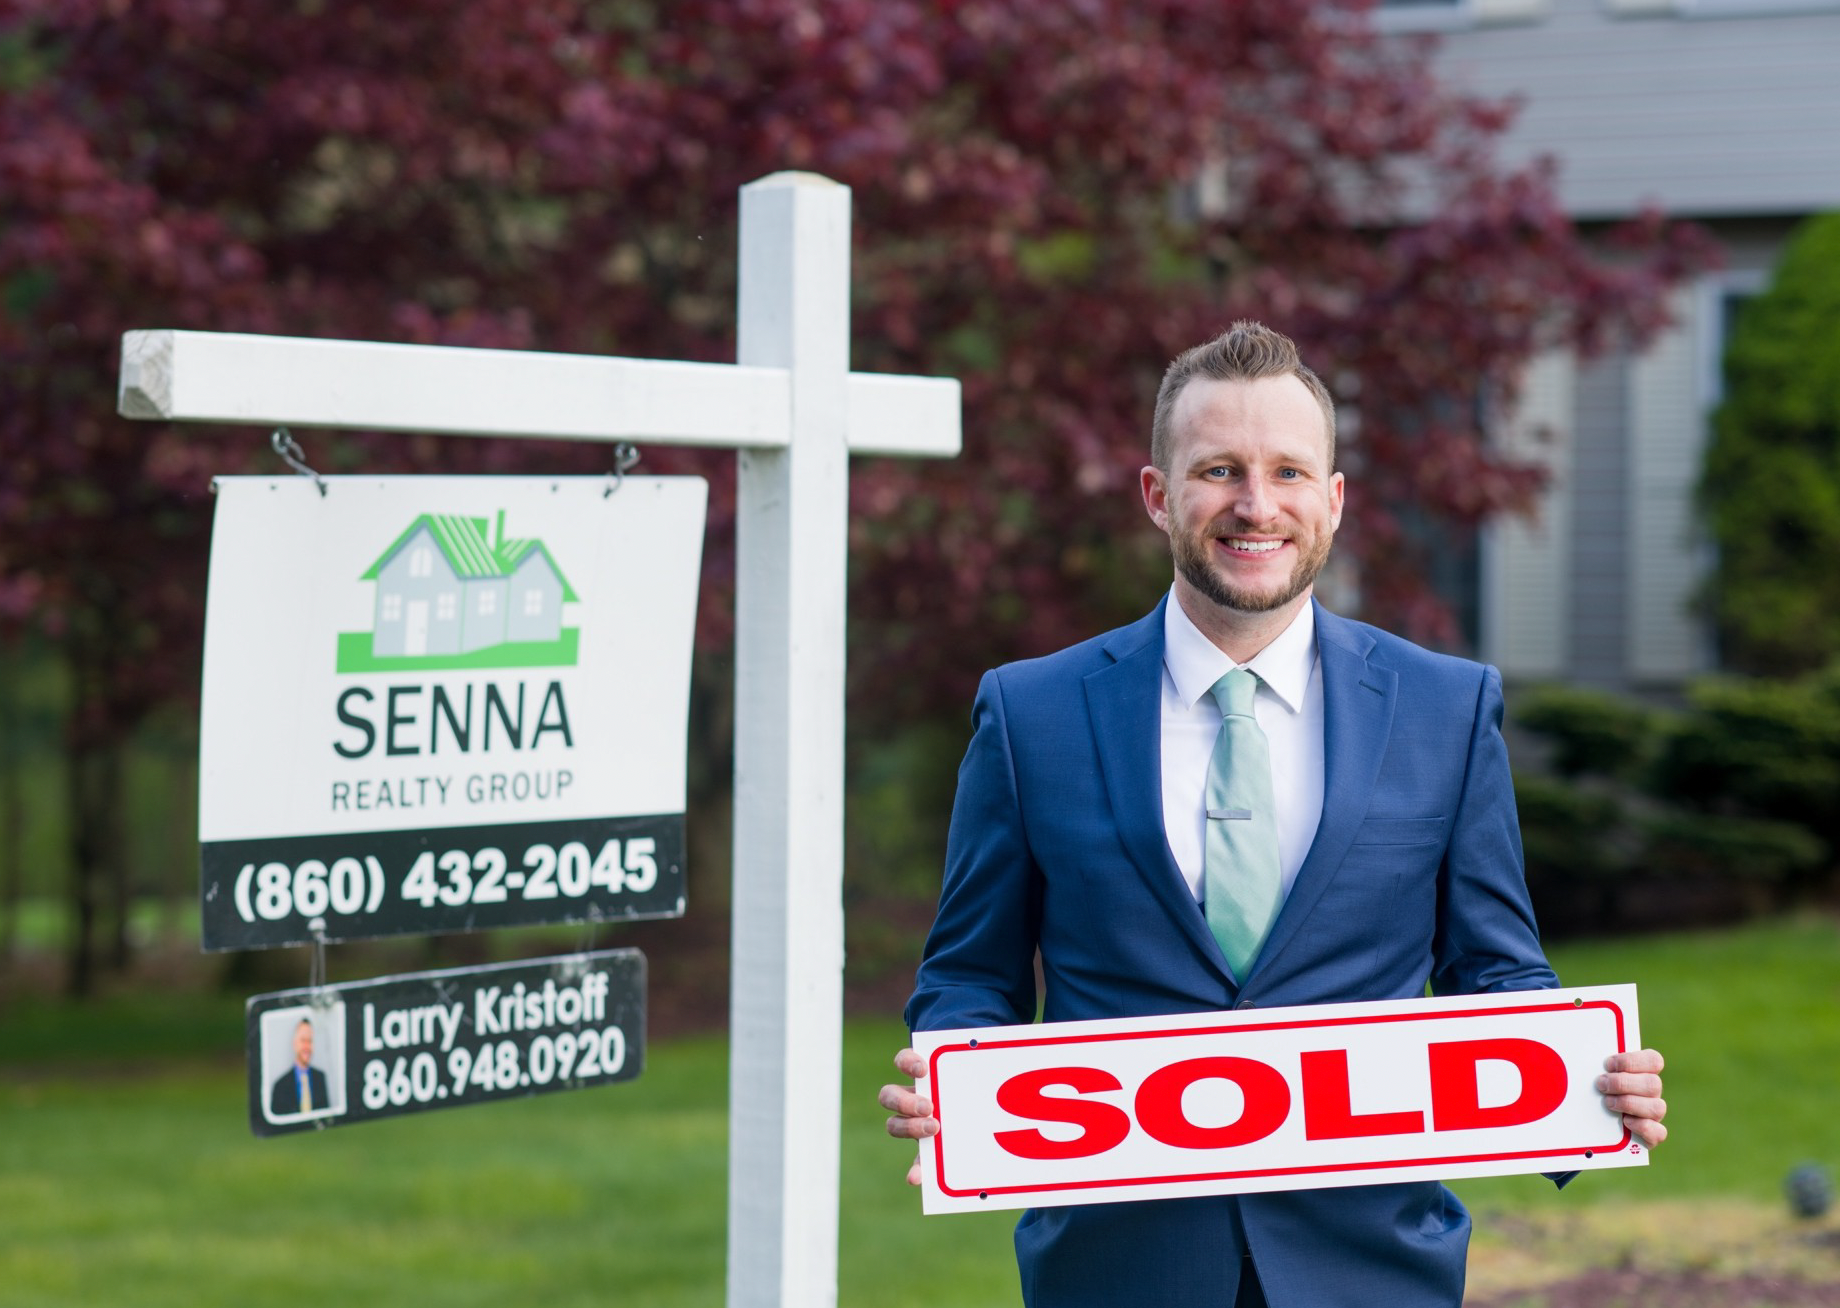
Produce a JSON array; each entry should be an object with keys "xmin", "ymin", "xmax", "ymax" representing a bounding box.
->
[
  {"xmin": 988, "ymin": 1035, "xmax": 1574, "ymax": 1163},
  {"xmin": 993, "ymin": 1066, "xmax": 1132, "ymax": 1160},
  {"xmin": 1135, "ymin": 1056, "xmax": 1291, "ymax": 1150},
  {"xmin": 1300, "ymin": 1049, "xmax": 1426, "ymax": 1140},
  {"xmin": 1428, "ymin": 1038, "xmax": 1567, "ymax": 1131}
]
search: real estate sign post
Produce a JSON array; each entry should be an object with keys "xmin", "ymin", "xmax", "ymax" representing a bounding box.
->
[{"xmin": 118, "ymin": 172, "xmax": 963, "ymax": 1308}]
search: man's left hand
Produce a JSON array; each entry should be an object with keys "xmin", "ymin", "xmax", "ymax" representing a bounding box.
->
[{"xmin": 1598, "ymin": 1048, "xmax": 1667, "ymax": 1147}]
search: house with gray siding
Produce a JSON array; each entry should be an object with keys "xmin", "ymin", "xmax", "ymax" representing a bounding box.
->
[
  {"xmin": 1381, "ymin": 0, "xmax": 1840, "ymax": 688},
  {"xmin": 363, "ymin": 511, "xmax": 576, "ymax": 658}
]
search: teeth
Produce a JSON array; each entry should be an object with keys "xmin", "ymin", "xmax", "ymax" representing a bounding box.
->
[{"xmin": 1226, "ymin": 539, "xmax": 1283, "ymax": 553}]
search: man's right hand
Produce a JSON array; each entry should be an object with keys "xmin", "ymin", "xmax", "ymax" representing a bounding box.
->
[{"xmin": 877, "ymin": 1047, "xmax": 938, "ymax": 1187}]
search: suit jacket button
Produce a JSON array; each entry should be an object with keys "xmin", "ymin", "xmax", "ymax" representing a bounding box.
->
[{"xmin": 1236, "ymin": 999, "xmax": 1255, "ymax": 1010}]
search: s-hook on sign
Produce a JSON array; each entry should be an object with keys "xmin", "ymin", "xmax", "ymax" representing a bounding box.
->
[
  {"xmin": 197, "ymin": 476, "xmax": 705, "ymax": 950},
  {"xmin": 913, "ymin": 985, "xmax": 1646, "ymax": 1214}
]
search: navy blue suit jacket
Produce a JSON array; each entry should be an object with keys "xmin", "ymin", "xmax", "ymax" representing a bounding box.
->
[
  {"xmin": 270, "ymin": 1064, "xmax": 330, "ymax": 1118},
  {"xmin": 906, "ymin": 599, "xmax": 1558, "ymax": 1308}
]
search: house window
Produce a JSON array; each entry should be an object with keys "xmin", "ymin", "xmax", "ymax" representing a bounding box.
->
[
  {"xmin": 381, "ymin": 595, "xmax": 403, "ymax": 621},
  {"xmin": 1697, "ymin": 270, "xmax": 1768, "ymax": 408},
  {"xmin": 436, "ymin": 593, "xmax": 456, "ymax": 621},
  {"xmin": 478, "ymin": 590, "xmax": 497, "ymax": 616},
  {"xmin": 409, "ymin": 546, "xmax": 433, "ymax": 578},
  {"xmin": 524, "ymin": 589, "xmax": 543, "ymax": 617}
]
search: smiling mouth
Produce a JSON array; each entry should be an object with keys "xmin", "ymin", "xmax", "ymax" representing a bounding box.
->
[{"xmin": 1219, "ymin": 537, "xmax": 1286, "ymax": 555}]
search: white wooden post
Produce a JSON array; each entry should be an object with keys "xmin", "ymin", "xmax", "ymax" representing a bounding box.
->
[
  {"xmin": 729, "ymin": 173, "xmax": 850, "ymax": 1308},
  {"xmin": 115, "ymin": 170, "xmax": 954, "ymax": 1308}
]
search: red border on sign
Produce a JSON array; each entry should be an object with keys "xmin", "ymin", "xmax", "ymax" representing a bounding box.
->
[{"xmin": 928, "ymin": 1000, "xmax": 1630, "ymax": 1199}]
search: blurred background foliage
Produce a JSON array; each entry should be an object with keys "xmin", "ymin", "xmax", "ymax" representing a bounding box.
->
[
  {"xmin": 0, "ymin": 6, "xmax": 1836, "ymax": 1302},
  {"xmin": 0, "ymin": 0, "xmax": 1718, "ymax": 997},
  {"xmin": 1512, "ymin": 661, "xmax": 1840, "ymax": 937}
]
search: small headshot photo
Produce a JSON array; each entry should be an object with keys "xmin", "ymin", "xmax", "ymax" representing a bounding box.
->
[{"xmin": 261, "ymin": 1004, "xmax": 347, "ymax": 1124}]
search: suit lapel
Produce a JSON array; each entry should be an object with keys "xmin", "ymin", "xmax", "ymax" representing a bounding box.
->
[
  {"xmin": 1246, "ymin": 602, "xmax": 1397, "ymax": 985},
  {"xmin": 1084, "ymin": 600, "xmax": 1237, "ymax": 987}
]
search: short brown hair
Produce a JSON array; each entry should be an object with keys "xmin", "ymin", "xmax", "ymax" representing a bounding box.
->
[{"xmin": 1150, "ymin": 321, "xmax": 1337, "ymax": 472}]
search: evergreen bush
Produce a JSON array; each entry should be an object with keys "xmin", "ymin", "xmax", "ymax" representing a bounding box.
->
[{"xmin": 1701, "ymin": 212, "xmax": 1840, "ymax": 674}]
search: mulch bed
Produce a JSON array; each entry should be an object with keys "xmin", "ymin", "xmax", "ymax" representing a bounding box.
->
[{"xmin": 1470, "ymin": 1269, "xmax": 1840, "ymax": 1307}]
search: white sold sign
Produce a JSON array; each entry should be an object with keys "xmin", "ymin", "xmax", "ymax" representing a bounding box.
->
[{"xmin": 915, "ymin": 986, "xmax": 1645, "ymax": 1214}]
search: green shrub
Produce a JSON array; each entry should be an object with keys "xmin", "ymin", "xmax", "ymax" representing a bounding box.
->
[
  {"xmin": 1637, "ymin": 811, "xmax": 1826, "ymax": 887},
  {"xmin": 1649, "ymin": 669, "xmax": 1840, "ymax": 850},
  {"xmin": 1512, "ymin": 668, "xmax": 1839, "ymax": 930},
  {"xmin": 1514, "ymin": 774, "xmax": 1627, "ymax": 881},
  {"xmin": 1513, "ymin": 685, "xmax": 1658, "ymax": 779},
  {"xmin": 1701, "ymin": 212, "xmax": 1840, "ymax": 675}
]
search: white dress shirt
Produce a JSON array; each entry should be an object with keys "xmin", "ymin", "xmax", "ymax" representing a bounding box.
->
[{"xmin": 1160, "ymin": 590, "xmax": 1326, "ymax": 905}]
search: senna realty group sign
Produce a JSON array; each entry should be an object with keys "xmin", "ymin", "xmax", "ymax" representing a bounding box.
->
[
  {"xmin": 914, "ymin": 986, "xmax": 1646, "ymax": 1214},
  {"xmin": 198, "ymin": 476, "xmax": 705, "ymax": 950}
]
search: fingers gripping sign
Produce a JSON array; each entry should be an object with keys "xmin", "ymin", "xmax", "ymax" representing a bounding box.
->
[
  {"xmin": 880, "ymin": 1047, "xmax": 939, "ymax": 1186},
  {"xmin": 1598, "ymin": 1047, "xmax": 1669, "ymax": 1148}
]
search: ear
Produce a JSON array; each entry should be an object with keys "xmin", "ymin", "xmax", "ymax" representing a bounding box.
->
[
  {"xmin": 1141, "ymin": 465, "xmax": 1172, "ymax": 534},
  {"xmin": 1328, "ymin": 471, "xmax": 1345, "ymax": 532}
]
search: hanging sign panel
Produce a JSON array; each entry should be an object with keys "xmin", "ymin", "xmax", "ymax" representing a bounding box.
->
[
  {"xmin": 199, "ymin": 476, "xmax": 705, "ymax": 950},
  {"xmin": 914, "ymin": 986, "xmax": 1646, "ymax": 1214},
  {"xmin": 246, "ymin": 948, "xmax": 644, "ymax": 1137}
]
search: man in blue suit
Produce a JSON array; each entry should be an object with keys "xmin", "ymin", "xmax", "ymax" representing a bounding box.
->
[
  {"xmin": 271, "ymin": 1016, "xmax": 332, "ymax": 1118},
  {"xmin": 881, "ymin": 322, "xmax": 1667, "ymax": 1306}
]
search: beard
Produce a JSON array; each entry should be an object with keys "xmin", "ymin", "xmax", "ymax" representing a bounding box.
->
[{"xmin": 1170, "ymin": 513, "xmax": 1333, "ymax": 615}]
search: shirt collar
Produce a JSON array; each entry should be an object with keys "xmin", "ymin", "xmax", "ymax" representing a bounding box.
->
[{"xmin": 1163, "ymin": 589, "xmax": 1316, "ymax": 715}]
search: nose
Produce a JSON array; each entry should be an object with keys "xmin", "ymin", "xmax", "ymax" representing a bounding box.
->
[{"xmin": 1232, "ymin": 475, "xmax": 1277, "ymax": 526}]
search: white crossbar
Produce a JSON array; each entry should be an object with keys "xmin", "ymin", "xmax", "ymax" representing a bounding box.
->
[{"xmin": 118, "ymin": 329, "xmax": 959, "ymax": 456}]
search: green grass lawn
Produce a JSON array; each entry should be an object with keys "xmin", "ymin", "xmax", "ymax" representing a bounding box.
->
[
  {"xmin": 0, "ymin": 1018, "xmax": 1016, "ymax": 1307},
  {"xmin": 2, "ymin": 915, "xmax": 1836, "ymax": 1307}
]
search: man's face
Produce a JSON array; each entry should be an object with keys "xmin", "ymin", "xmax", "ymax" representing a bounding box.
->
[
  {"xmin": 293, "ymin": 1021, "xmax": 314, "ymax": 1068},
  {"xmin": 1141, "ymin": 375, "xmax": 1344, "ymax": 619}
]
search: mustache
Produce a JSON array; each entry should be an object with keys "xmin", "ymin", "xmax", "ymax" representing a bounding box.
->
[{"xmin": 1207, "ymin": 519, "xmax": 1285, "ymax": 537}]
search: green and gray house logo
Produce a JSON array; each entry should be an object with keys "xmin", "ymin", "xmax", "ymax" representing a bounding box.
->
[{"xmin": 336, "ymin": 511, "xmax": 580, "ymax": 673}]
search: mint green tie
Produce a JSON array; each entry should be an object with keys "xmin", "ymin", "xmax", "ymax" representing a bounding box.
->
[{"xmin": 1204, "ymin": 669, "xmax": 1283, "ymax": 980}]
